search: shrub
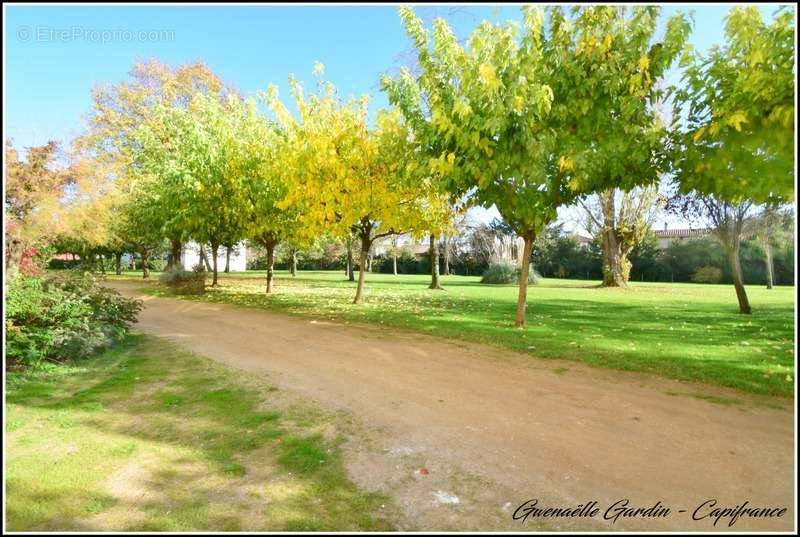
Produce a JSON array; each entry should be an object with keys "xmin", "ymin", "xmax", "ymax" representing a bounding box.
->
[
  {"xmin": 159, "ymin": 265, "xmax": 206, "ymax": 295},
  {"xmin": 47, "ymin": 258, "xmax": 83, "ymax": 270},
  {"xmin": 480, "ymin": 261, "xmax": 541, "ymax": 285},
  {"xmin": 5, "ymin": 272, "xmax": 143, "ymax": 368},
  {"xmin": 691, "ymin": 265, "xmax": 723, "ymax": 284}
]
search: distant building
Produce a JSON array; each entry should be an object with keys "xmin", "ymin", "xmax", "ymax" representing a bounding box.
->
[
  {"xmin": 375, "ymin": 234, "xmax": 429, "ymax": 258},
  {"xmin": 180, "ymin": 241, "xmax": 247, "ymax": 272},
  {"xmin": 653, "ymin": 225, "xmax": 711, "ymax": 249}
]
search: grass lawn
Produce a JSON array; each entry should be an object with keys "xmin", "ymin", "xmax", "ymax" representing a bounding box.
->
[
  {"xmin": 5, "ymin": 334, "xmax": 392, "ymax": 532},
  {"xmin": 110, "ymin": 269, "xmax": 795, "ymax": 397}
]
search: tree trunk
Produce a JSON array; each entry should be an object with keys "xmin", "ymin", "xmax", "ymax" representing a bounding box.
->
[
  {"xmin": 367, "ymin": 252, "xmax": 373, "ymax": 272},
  {"xmin": 199, "ymin": 244, "xmax": 212, "ymax": 272},
  {"xmin": 763, "ymin": 239, "xmax": 774, "ymax": 289},
  {"xmin": 169, "ymin": 239, "xmax": 182, "ymax": 271},
  {"xmin": 141, "ymin": 249, "xmax": 150, "ymax": 279},
  {"xmin": 264, "ymin": 239, "xmax": 277, "ymax": 293},
  {"xmin": 443, "ymin": 236, "xmax": 450, "ymax": 276},
  {"xmin": 429, "ymin": 233, "xmax": 442, "ymax": 290},
  {"xmin": 210, "ymin": 243, "xmax": 219, "ymax": 286},
  {"xmin": 353, "ymin": 233, "xmax": 371, "ymax": 304},
  {"xmin": 290, "ymin": 250, "xmax": 297, "ymax": 277},
  {"xmin": 346, "ymin": 240, "xmax": 355, "ymax": 282},
  {"xmin": 99, "ymin": 254, "xmax": 106, "ymax": 274},
  {"xmin": 515, "ymin": 231, "xmax": 535, "ymax": 327},
  {"xmin": 114, "ymin": 252, "xmax": 122, "ymax": 275},
  {"xmin": 224, "ymin": 245, "xmax": 231, "ymax": 273},
  {"xmin": 392, "ymin": 236, "xmax": 399, "ymax": 275},
  {"xmin": 5, "ymin": 237, "xmax": 25, "ymax": 280},
  {"xmin": 727, "ymin": 244, "xmax": 752, "ymax": 314},
  {"xmin": 601, "ymin": 229, "xmax": 629, "ymax": 287}
]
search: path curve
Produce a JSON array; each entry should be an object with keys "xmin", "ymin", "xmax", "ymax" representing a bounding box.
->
[{"xmin": 110, "ymin": 281, "xmax": 795, "ymax": 531}]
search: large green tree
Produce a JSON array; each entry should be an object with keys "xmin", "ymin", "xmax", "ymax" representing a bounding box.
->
[
  {"xmin": 674, "ymin": 6, "xmax": 795, "ymax": 204},
  {"xmin": 79, "ymin": 60, "xmax": 232, "ymax": 266},
  {"xmin": 669, "ymin": 6, "xmax": 795, "ymax": 313},
  {"xmin": 384, "ymin": 5, "xmax": 689, "ymax": 326},
  {"xmin": 134, "ymin": 93, "xmax": 251, "ymax": 285}
]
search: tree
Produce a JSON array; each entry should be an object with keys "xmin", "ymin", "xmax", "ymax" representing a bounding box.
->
[
  {"xmin": 532, "ymin": 223, "xmax": 602, "ymax": 279},
  {"xmin": 269, "ymin": 67, "xmax": 427, "ymax": 304},
  {"xmin": 78, "ymin": 59, "xmax": 232, "ymax": 273},
  {"xmin": 228, "ymin": 94, "xmax": 303, "ymax": 294},
  {"xmin": 5, "ymin": 140, "xmax": 69, "ymax": 279},
  {"xmin": 116, "ymin": 180, "xmax": 167, "ymax": 279},
  {"xmin": 55, "ymin": 155, "xmax": 127, "ymax": 274},
  {"xmin": 627, "ymin": 232, "xmax": 665, "ymax": 282},
  {"xmin": 384, "ymin": 5, "xmax": 690, "ymax": 325},
  {"xmin": 754, "ymin": 202, "xmax": 793, "ymax": 289},
  {"xmin": 387, "ymin": 234, "xmax": 401, "ymax": 275},
  {"xmin": 579, "ymin": 187, "xmax": 663, "ymax": 287},
  {"xmin": 668, "ymin": 193, "xmax": 756, "ymax": 314},
  {"xmin": 134, "ymin": 92, "xmax": 255, "ymax": 286},
  {"xmin": 673, "ymin": 6, "xmax": 795, "ymax": 204},
  {"xmin": 415, "ymin": 191, "xmax": 457, "ymax": 290}
]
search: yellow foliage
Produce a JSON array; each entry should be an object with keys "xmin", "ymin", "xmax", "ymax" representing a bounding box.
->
[
  {"xmin": 558, "ymin": 155, "xmax": 575, "ymax": 172},
  {"xmin": 478, "ymin": 62, "xmax": 500, "ymax": 90},
  {"xmin": 726, "ymin": 110, "xmax": 748, "ymax": 132}
]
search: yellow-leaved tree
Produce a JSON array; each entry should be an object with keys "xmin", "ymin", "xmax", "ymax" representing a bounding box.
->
[{"xmin": 268, "ymin": 66, "xmax": 429, "ymax": 304}]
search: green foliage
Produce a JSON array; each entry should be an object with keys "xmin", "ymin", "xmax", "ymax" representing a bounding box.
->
[
  {"xmin": 5, "ymin": 273, "xmax": 143, "ymax": 367},
  {"xmin": 674, "ymin": 6, "xmax": 795, "ymax": 202},
  {"xmin": 691, "ymin": 266, "xmax": 723, "ymax": 284},
  {"xmin": 47, "ymin": 258, "xmax": 83, "ymax": 270},
  {"xmin": 134, "ymin": 94, "xmax": 252, "ymax": 253},
  {"xmin": 533, "ymin": 224, "xmax": 602, "ymax": 279},
  {"xmin": 385, "ymin": 5, "xmax": 690, "ymax": 324},
  {"xmin": 384, "ymin": 6, "xmax": 690, "ymax": 236},
  {"xmin": 481, "ymin": 262, "xmax": 541, "ymax": 285}
]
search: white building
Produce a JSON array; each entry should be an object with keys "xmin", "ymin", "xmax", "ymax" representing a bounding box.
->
[{"xmin": 180, "ymin": 241, "xmax": 247, "ymax": 272}]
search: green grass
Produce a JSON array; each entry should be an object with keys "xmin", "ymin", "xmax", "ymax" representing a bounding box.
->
[
  {"xmin": 5, "ymin": 334, "xmax": 392, "ymax": 532},
  {"xmin": 110, "ymin": 269, "xmax": 795, "ymax": 397}
]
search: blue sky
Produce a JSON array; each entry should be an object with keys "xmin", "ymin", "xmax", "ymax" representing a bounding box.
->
[{"xmin": 3, "ymin": 3, "xmax": 786, "ymax": 230}]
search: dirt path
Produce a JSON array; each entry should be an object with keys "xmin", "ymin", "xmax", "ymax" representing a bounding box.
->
[{"xmin": 110, "ymin": 281, "xmax": 794, "ymax": 531}]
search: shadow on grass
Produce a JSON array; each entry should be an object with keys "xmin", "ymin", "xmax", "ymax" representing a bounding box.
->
[{"xmin": 6, "ymin": 335, "xmax": 392, "ymax": 532}]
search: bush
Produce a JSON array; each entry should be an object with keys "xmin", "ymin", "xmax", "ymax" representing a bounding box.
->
[
  {"xmin": 5, "ymin": 272, "xmax": 143, "ymax": 368},
  {"xmin": 159, "ymin": 265, "xmax": 206, "ymax": 295},
  {"xmin": 691, "ymin": 265, "xmax": 723, "ymax": 284},
  {"xmin": 47, "ymin": 258, "xmax": 83, "ymax": 270},
  {"xmin": 480, "ymin": 262, "xmax": 541, "ymax": 285}
]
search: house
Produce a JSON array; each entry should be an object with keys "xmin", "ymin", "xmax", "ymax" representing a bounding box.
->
[
  {"xmin": 180, "ymin": 241, "xmax": 247, "ymax": 272},
  {"xmin": 374, "ymin": 234, "xmax": 430, "ymax": 259},
  {"xmin": 653, "ymin": 225, "xmax": 711, "ymax": 249}
]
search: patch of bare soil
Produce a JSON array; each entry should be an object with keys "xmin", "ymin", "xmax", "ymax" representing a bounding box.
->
[{"xmin": 107, "ymin": 281, "xmax": 795, "ymax": 531}]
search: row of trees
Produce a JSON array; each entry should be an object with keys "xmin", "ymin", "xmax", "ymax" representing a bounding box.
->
[
  {"xmin": 381, "ymin": 5, "xmax": 793, "ymax": 320},
  {"xmin": 5, "ymin": 6, "xmax": 795, "ymax": 323}
]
